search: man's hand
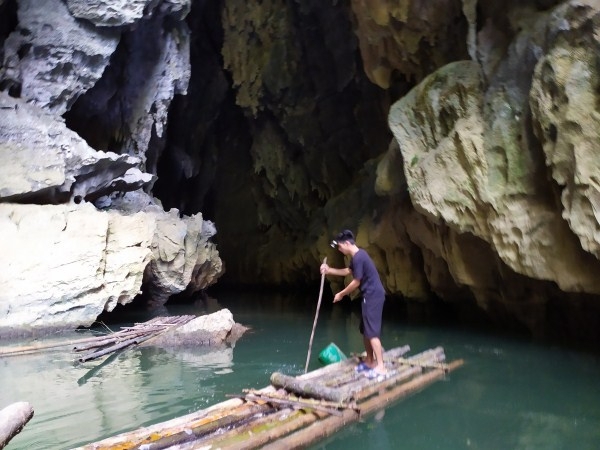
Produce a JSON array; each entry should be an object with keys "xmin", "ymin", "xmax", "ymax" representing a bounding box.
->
[
  {"xmin": 320, "ymin": 263, "xmax": 329, "ymax": 275},
  {"xmin": 333, "ymin": 292, "xmax": 343, "ymax": 303}
]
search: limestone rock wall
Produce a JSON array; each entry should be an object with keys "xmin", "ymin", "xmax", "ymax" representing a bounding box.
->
[
  {"xmin": 380, "ymin": 0, "xmax": 600, "ymax": 338},
  {"xmin": 0, "ymin": 0, "xmax": 222, "ymax": 333}
]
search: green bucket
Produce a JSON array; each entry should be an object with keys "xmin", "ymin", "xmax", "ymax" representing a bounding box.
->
[{"xmin": 318, "ymin": 342, "xmax": 347, "ymax": 365}]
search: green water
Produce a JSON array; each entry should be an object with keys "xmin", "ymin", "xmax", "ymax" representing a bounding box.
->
[{"xmin": 2, "ymin": 291, "xmax": 600, "ymax": 450}]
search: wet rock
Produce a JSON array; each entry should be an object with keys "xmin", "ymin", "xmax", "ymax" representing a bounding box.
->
[{"xmin": 144, "ymin": 309, "xmax": 249, "ymax": 347}]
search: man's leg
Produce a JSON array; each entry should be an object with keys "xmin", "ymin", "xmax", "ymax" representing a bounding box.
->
[
  {"xmin": 370, "ymin": 336, "xmax": 386, "ymax": 373},
  {"xmin": 363, "ymin": 335, "xmax": 375, "ymax": 367}
]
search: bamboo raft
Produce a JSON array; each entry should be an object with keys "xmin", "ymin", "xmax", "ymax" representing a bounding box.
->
[{"xmin": 75, "ymin": 345, "xmax": 463, "ymax": 450}]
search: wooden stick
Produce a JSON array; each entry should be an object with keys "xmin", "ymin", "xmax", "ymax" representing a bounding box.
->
[{"xmin": 305, "ymin": 257, "xmax": 327, "ymax": 373}]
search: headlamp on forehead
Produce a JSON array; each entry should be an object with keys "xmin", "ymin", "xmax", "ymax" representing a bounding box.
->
[{"xmin": 330, "ymin": 230, "xmax": 354, "ymax": 248}]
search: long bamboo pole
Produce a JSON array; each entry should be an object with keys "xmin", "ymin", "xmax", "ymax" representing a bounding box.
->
[
  {"xmin": 0, "ymin": 334, "xmax": 112, "ymax": 357},
  {"xmin": 305, "ymin": 256, "xmax": 327, "ymax": 373}
]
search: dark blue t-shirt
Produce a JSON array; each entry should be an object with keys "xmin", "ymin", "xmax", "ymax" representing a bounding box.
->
[{"xmin": 349, "ymin": 249, "xmax": 385, "ymax": 300}]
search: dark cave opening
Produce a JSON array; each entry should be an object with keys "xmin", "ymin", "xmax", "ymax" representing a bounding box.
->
[
  {"xmin": 0, "ymin": 0, "xmax": 19, "ymax": 97},
  {"xmin": 153, "ymin": 0, "xmax": 232, "ymax": 220},
  {"xmin": 0, "ymin": 0, "xmax": 17, "ymax": 55}
]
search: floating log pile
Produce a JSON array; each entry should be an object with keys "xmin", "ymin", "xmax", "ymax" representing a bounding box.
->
[
  {"xmin": 0, "ymin": 315, "xmax": 197, "ymax": 361},
  {"xmin": 74, "ymin": 315, "xmax": 196, "ymax": 362},
  {"xmin": 75, "ymin": 345, "xmax": 464, "ymax": 450}
]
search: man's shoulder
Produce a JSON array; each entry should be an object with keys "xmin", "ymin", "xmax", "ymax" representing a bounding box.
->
[
  {"xmin": 352, "ymin": 249, "xmax": 372, "ymax": 267},
  {"xmin": 355, "ymin": 248, "xmax": 371, "ymax": 260}
]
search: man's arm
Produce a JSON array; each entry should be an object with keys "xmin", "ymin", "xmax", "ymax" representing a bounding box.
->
[
  {"xmin": 320, "ymin": 264, "xmax": 351, "ymax": 277},
  {"xmin": 333, "ymin": 278, "xmax": 360, "ymax": 303}
]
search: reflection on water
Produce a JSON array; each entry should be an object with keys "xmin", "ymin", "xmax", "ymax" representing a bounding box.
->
[
  {"xmin": 1, "ymin": 340, "xmax": 236, "ymax": 449},
  {"xmin": 1, "ymin": 290, "xmax": 600, "ymax": 450}
]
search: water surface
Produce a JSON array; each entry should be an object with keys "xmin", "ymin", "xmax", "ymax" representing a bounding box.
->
[{"xmin": 2, "ymin": 291, "xmax": 599, "ymax": 449}]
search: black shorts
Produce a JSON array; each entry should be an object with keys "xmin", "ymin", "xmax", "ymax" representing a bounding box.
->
[{"xmin": 359, "ymin": 295, "xmax": 385, "ymax": 339}]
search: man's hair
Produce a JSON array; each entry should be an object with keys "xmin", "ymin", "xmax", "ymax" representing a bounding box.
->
[{"xmin": 330, "ymin": 229, "xmax": 355, "ymax": 247}]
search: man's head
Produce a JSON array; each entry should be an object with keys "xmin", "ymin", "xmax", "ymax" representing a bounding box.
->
[{"xmin": 330, "ymin": 230, "xmax": 355, "ymax": 253}]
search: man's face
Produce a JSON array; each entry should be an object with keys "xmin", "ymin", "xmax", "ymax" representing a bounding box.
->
[{"xmin": 336, "ymin": 241, "xmax": 351, "ymax": 255}]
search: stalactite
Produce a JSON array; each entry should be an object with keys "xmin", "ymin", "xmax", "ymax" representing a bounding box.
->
[{"xmin": 462, "ymin": 0, "xmax": 478, "ymax": 62}]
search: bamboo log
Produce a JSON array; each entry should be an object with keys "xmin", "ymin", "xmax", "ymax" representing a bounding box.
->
[
  {"xmin": 245, "ymin": 393, "xmax": 342, "ymax": 416},
  {"xmin": 73, "ymin": 329, "xmax": 150, "ymax": 352},
  {"xmin": 0, "ymin": 334, "xmax": 111, "ymax": 357},
  {"xmin": 75, "ymin": 400, "xmax": 262, "ymax": 450},
  {"xmin": 270, "ymin": 372, "xmax": 351, "ymax": 403},
  {"xmin": 128, "ymin": 403, "xmax": 274, "ymax": 450},
  {"xmin": 78, "ymin": 336, "xmax": 143, "ymax": 362},
  {"xmin": 396, "ymin": 356, "xmax": 450, "ymax": 371},
  {"xmin": 298, "ymin": 345, "xmax": 411, "ymax": 383},
  {"xmin": 77, "ymin": 316, "xmax": 196, "ymax": 362},
  {"xmin": 214, "ymin": 409, "xmax": 323, "ymax": 450},
  {"xmin": 353, "ymin": 365, "xmax": 423, "ymax": 401},
  {"xmin": 74, "ymin": 398, "xmax": 248, "ymax": 449},
  {"xmin": 0, "ymin": 402, "xmax": 34, "ymax": 450},
  {"xmin": 358, "ymin": 359, "xmax": 464, "ymax": 414},
  {"xmin": 273, "ymin": 347, "xmax": 442, "ymax": 404},
  {"xmin": 244, "ymin": 389, "xmax": 357, "ymax": 411},
  {"xmin": 334, "ymin": 348, "xmax": 445, "ymax": 398},
  {"xmin": 336, "ymin": 362, "xmax": 422, "ymax": 401}
]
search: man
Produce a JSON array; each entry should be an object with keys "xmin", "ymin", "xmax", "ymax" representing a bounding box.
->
[{"xmin": 320, "ymin": 229, "xmax": 387, "ymax": 378}]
